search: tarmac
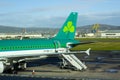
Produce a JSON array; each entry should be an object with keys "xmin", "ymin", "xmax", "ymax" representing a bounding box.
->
[
  {"xmin": 16, "ymin": 63, "xmax": 120, "ymax": 80},
  {"xmin": 1, "ymin": 51, "xmax": 120, "ymax": 80}
]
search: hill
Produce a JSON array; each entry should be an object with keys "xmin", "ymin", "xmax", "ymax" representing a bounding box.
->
[
  {"xmin": 0, "ymin": 25, "xmax": 58, "ymax": 34},
  {"xmin": 77, "ymin": 24, "xmax": 120, "ymax": 33},
  {"xmin": 0, "ymin": 25, "xmax": 22, "ymax": 33},
  {"xmin": 0, "ymin": 24, "xmax": 120, "ymax": 33}
]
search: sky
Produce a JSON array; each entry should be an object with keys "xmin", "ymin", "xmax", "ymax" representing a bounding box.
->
[{"xmin": 0, "ymin": 0, "xmax": 120, "ymax": 28}]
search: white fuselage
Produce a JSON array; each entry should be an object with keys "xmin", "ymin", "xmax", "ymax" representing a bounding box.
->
[{"xmin": 0, "ymin": 48, "xmax": 67, "ymax": 58}]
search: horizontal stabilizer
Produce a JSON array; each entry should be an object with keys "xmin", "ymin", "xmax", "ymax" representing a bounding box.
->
[{"xmin": 69, "ymin": 42, "xmax": 94, "ymax": 48}]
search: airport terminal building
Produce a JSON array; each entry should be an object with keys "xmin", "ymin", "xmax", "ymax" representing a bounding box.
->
[{"xmin": 101, "ymin": 30, "xmax": 120, "ymax": 38}]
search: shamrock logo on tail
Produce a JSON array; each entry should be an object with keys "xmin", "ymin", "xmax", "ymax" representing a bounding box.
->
[{"xmin": 63, "ymin": 21, "xmax": 75, "ymax": 34}]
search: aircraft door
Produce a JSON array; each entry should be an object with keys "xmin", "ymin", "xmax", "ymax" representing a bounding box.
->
[
  {"xmin": 54, "ymin": 41, "xmax": 61, "ymax": 52},
  {"xmin": 66, "ymin": 42, "xmax": 72, "ymax": 52},
  {"xmin": 66, "ymin": 42, "xmax": 72, "ymax": 49}
]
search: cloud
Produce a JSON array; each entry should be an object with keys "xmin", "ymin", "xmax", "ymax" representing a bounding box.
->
[
  {"xmin": 78, "ymin": 12, "xmax": 120, "ymax": 26},
  {"xmin": 0, "ymin": 2, "xmax": 13, "ymax": 7},
  {"xmin": 0, "ymin": 9, "xmax": 120, "ymax": 28},
  {"xmin": 21, "ymin": 11, "xmax": 120, "ymax": 27},
  {"xmin": 82, "ymin": 12, "xmax": 120, "ymax": 20}
]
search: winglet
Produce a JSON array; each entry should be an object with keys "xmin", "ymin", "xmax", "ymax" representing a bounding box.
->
[{"xmin": 85, "ymin": 48, "xmax": 91, "ymax": 56}]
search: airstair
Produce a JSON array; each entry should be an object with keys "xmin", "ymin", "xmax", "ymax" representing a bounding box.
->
[
  {"xmin": 61, "ymin": 54, "xmax": 87, "ymax": 70},
  {"xmin": 54, "ymin": 41, "xmax": 88, "ymax": 71}
]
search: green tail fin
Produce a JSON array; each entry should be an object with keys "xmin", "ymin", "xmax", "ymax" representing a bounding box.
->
[{"xmin": 54, "ymin": 12, "xmax": 78, "ymax": 40}]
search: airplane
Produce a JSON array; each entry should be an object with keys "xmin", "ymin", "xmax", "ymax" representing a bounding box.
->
[{"xmin": 0, "ymin": 12, "xmax": 90, "ymax": 73}]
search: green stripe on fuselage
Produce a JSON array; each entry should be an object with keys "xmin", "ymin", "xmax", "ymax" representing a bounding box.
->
[{"xmin": 0, "ymin": 38, "xmax": 79, "ymax": 51}]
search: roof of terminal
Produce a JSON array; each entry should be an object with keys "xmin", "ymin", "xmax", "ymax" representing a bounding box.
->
[{"xmin": 104, "ymin": 30, "xmax": 120, "ymax": 33}]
